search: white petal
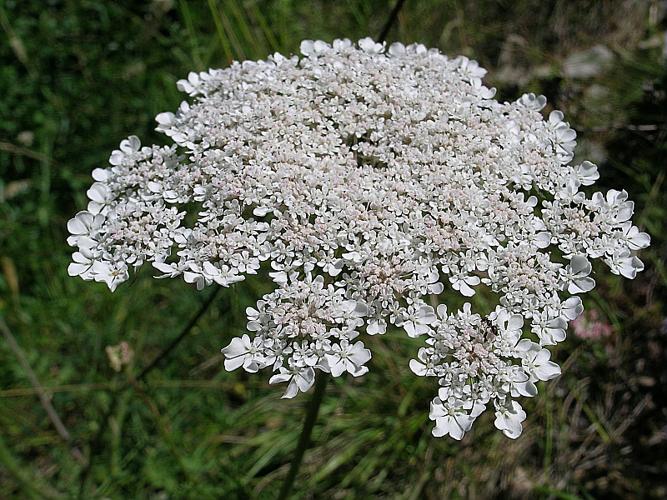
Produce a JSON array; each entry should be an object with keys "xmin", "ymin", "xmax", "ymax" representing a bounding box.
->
[
  {"xmin": 348, "ymin": 342, "xmax": 371, "ymax": 366},
  {"xmin": 562, "ymin": 297, "xmax": 583, "ymax": 320},
  {"xmin": 535, "ymin": 361, "xmax": 561, "ymax": 381},
  {"xmin": 507, "ymin": 314, "xmax": 524, "ymax": 331},
  {"xmin": 282, "ymin": 379, "xmax": 299, "ymax": 399},
  {"xmin": 458, "ymin": 280, "xmax": 475, "ymax": 297},
  {"xmin": 155, "ymin": 112, "xmax": 175, "ymax": 126},
  {"xmin": 68, "ymin": 262, "xmax": 91, "ymax": 277},
  {"xmin": 221, "ymin": 336, "xmax": 249, "ymax": 358},
  {"xmin": 367, "ymin": 320, "xmax": 386, "ymax": 335},
  {"xmin": 300, "ymin": 40, "xmax": 315, "ymax": 56},
  {"xmin": 409, "ymin": 359, "xmax": 428, "ymax": 376},
  {"xmin": 432, "ymin": 416, "xmax": 456, "ymax": 438},
  {"xmin": 224, "ymin": 356, "xmax": 246, "ymax": 371},
  {"xmin": 87, "ymin": 183, "xmax": 110, "ymax": 203},
  {"xmin": 568, "ymin": 276, "xmax": 595, "ymax": 294},
  {"xmin": 295, "ymin": 368, "xmax": 315, "ymax": 392},
  {"xmin": 269, "ymin": 372, "xmax": 291, "ymax": 385},
  {"xmin": 569, "ymin": 255, "xmax": 591, "ymax": 276}
]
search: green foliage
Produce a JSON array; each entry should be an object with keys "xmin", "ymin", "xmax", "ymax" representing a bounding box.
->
[{"xmin": 1, "ymin": 0, "xmax": 666, "ymax": 498}]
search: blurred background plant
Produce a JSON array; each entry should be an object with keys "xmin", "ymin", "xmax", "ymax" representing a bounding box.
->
[{"xmin": 1, "ymin": 0, "xmax": 666, "ymax": 498}]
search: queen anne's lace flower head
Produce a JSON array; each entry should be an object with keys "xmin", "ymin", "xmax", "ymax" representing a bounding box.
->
[{"xmin": 68, "ymin": 38, "xmax": 650, "ymax": 439}]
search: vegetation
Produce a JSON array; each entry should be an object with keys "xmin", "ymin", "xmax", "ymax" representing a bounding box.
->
[{"xmin": 1, "ymin": 0, "xmax": 666, "ymax": 497}]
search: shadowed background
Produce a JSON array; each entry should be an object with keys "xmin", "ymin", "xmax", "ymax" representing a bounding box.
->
[{"xmin": 1, "ymin": 0, "xmax": 666, "ymax": 498}]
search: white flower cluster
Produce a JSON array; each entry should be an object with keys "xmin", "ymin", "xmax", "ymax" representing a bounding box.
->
[{"xmin": 67, "ymin": 38, "xmax": 650, "ymax": 439}]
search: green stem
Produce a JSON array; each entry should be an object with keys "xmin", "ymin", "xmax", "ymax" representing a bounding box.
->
[
  {"xmin": 278, "ymin": 374, "xmax": 328, "ymax": 500},
  {"xmin": 377, "ymin": 0, "xmax": 407, "ymax": 42}
]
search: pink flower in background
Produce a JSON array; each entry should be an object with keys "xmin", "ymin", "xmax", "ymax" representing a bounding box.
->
[
  {"xmin": 105, "ymin": 341, "xmax": 134, "ymax": 372},
  {"xmin": 572, "ymin": 309, "xmax": 613, "ymax": 340}
]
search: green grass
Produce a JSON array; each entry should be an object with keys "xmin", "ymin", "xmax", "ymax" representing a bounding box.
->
[{"xmin": 1, "ymin": 0, "xmax": 667, "ymax": 498}]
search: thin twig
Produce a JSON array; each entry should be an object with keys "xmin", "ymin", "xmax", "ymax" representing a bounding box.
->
[
  {"xmin": 377, "ymin": 0, "xmax": 407, "ymax": 43},
  {"xmin": 77, "ymin": 286, "xmax": 221, "ymax": 497},
  {"xmin": 0, "ymin": 382, "xmax": 114, "ymax": 398},
  {"xmin": 0, "ymin": 141, "xmax": 56, "ymax": 163},
  {"xmin": 136, "ymin": 285, "xmax": 222, "ymax": 381},
  {"xmin": 277, "ymin": 374, "xmax": 329, "ymax": 500},
  {"xmin": 0, "ymin": 317, "xmax": 84, "ymax": 463},
  {"xmin": 584, "ymin": 124, "xmax": 661, "ymax": 133},
  {"xmin": 0, "ymin": 378, "xmax": 239, "ymax": 398}
]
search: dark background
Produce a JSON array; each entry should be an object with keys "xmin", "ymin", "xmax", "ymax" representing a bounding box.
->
[{"xmin": 1, "ymin": 1, "xmax": 666, "ymax": 498}]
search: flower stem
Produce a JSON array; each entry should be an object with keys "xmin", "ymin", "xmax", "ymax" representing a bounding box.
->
[
  {"xmin": 377, "ymin": 0, "xmax": 407, "ymax": 43},
  {"xmin": 278, "ymin": 374, "xmax": 329, "ymax": 500},
  {"xmin": 136, "ymin": 285, "xmax": 221, "ymax": 381}
]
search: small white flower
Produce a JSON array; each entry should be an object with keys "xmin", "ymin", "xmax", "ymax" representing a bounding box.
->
[
  {"xmin": 67, "ymin": 249, "xmax": 96, "ymax": 279},
  {"xmin": 409, "ymin": 347, "xmax": 438, "ymax": 376},
  {"xmin": 574, "ymin": 161, "xmax": 599, "ymax": 186},
  {"xmin": 92, "ymin": 168, "xmax": 110, "ymax": 182},
  {"xmin": 152, "ymin": 261, "xmax": 182, "ymax": 279},
  {"xmin": 387, "ymin": 42, "xmax": 406, "ymax": 58},
  {"xmin": 91, "ymin": 261, "xmax": 128, "ymax": 292},
  {"xmin": 533, "ymin": 315, "xmax": 568, "ymax": 345},
  {"xmin": 430, "ymin": 398, "xmax": 474, "ymax": 440},
  {"xmin": 401, "ymin": 304, "xmax": 437, "ymax": 337},
  {"xmin": 565, "ymin": 255, "xmax": 596, "ymax": 294},
  {"xmin": 456, "ymin": 56, "xmax": 486, "ymax": 79},
  {"xmin": 619, "ymin": 222, "xmax": 650, "ymax": 251},
  {"xmin": 183, "ymin": 264, "xmax": 211, "ymax": 290},
  {"xmin": 66, "ymin": 211, "xmax": 103, "ymax": 248},
  {"xmin": 269, "ymin": 366, "xmax": 315, "ymax": 399},
  {"xmin": 593, "ymin": 189, "xmax": 634, "ymax": 223},
  {"xmin": 494, "ymin": 401, "xmax": 527, "ymax": 439},
  {"xmin": 155, "ymin": 111, "xmax": 176, "ymax": 131},
  {"xmin": 176, "ymin": 72, "xmax": 201, "ymax": 96},
  {"xmin": 516, "ymin": 339, "xmax": 561, "ymax": 381},
  {"xmin": 109, "ymin": 135, "xmax": 141, "ymax": 165},
  {"xmin": 607, "ymin": 249, "xmax": 645, "ymax": 279},
  {"xmin": 449, "ymin": 274, "xmax": 480, "ymax": 297},
  {"xmin": 202, "ymin": 261, "xmax": 245, "ymax": 287},
  {"xmin": 325, "ymin": 340, "xmax": 371, "ymax": 377},
  {"xmin": 517, "ymin": 93, "xmax": 547, "ymax": 111},
  {"xmin": 367, "ymin": 319, "xmax": 387, "ymax": 336},
  {"xmin": 548, "ymin": 111, "xmax": 577, "ymax": 162},
  {"xmin": 221, "ymin": 334, "xmax": 264, "ymax": 372},
  {"xmin": 86, "ymin": 182, "xmax": 113, "ymax": 215},
  {"xmin": 560, "ymin": 296, "xmax": 584, "ymax": 321},
  {"xmin": 335, "ymin": 300, "xmax": 368, "ymax": 327},
  {"xmin": 358, "ymin": 37, "xmax": 384, "ymax": 54}
]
